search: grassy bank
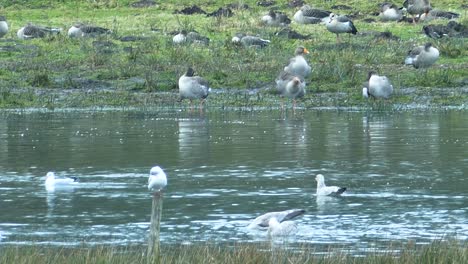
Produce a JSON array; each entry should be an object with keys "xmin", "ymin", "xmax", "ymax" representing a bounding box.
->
[
  {"xmin": 0, "ymin": 0, "xmax": 467, "ymax": 109},
  {"xmin": 1, "ymin": 240, "xmax": 467, "ymax": 264}
]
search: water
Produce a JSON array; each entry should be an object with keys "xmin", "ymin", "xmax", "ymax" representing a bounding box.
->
[{"xmin": 0, "ymin": 109, "xmax": 467, "ymax": 251}]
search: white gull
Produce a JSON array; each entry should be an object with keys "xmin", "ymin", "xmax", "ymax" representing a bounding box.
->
[
  {"xmin": 148, "ymin": 166, "xmax": 167, "ymax": 192},
  {"xmin": 248, "ymin": 209, "xmax": 305, "ymax": 229},
  {"xmin": 45, "ymin": 172, "xmax": 79, "ymax": 191},
  {"xmin": 315, "ymin": 174, "xmax": 346, "ymax": 196}
]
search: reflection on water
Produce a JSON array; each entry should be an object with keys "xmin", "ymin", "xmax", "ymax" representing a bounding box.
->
[{"xmin": 0, "ymin": 110, "xmax": 467, "ymax": 253}]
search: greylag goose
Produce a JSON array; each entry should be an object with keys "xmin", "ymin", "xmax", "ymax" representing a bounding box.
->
[
  {"xmin": 379, "ymin": 3, "xmax": 403, "ymax": 22},
  {"xmin": 326, "ymin": 13, "xmax": 358, "ymax": 42},
  {"xmin": 362, "ymin": 71, "xmax": 393, "ymax": 99},
  {"xmin": 419, "ymin": 10, "xmax": 460, "ymax": 22},
  {"xmin": 293, "ymin": 5, "xmax": 331, "ymax": 24},
  {"xmin": 68, "ymin": 23, "xmax": 111, "ymax": 38},
  {"xmin": 276, "ymin": 71, "xmax": 306, "ymax": 108},
  {"xmin": 0, "ymin": 16, "xmax": 8, "ymax": 38},
  {"xmin": 403, "ymin": 0, "xmax": 432, "ymax": 23},
  {"xmin": 45, "ymin": 172, "xmax": 79, "ymax": 192},
  {"xmin": 248, "ymin": 209, "xmax": 305, "ymax": 229},
  {"xmin": 178, "ymin": 67, "xmax": 210, "ymax": 107},
  {"xmin": 173, "ymin": 30, "xmax": 210, "ymax": 45},
  {"xmin": 231, "ymin": 33, "xmax": 270, "ymax": 48},
  {"xmin": 315, "ymin": 174, "xmax": 346, "ymax": 196},
  {"xmin": 261, "ymin": 10, "xmax": 291, "ymax": 27},
  {"xmin": 283, "ymin": 46, "xmax": 311, "ymax": 78},
  {"xmin": 17, "ymin": 23, "xmax": 61, "ymax": 39},
  {"xmin": 404, "ymin": 42, "xmax": 439, "ymax": 68},
  {"xmin": 148, "ymin": 166, "xmax": 167, "ymax": 193}
]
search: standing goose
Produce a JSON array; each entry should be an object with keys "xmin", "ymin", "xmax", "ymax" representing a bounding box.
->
[
  {"xmin": 403, "ymin": 0, "xmax": 432, "ymax": 23},
  {"xmin": 248, "ymin": 209, "xmax": 305, "ymax": 229},
  {"xmin": 326, "ymin": 13, "xmax": 358, "ymax": 42},
  {"xmin": 148, "ymin": 166, "xmax": 168, "ymax": 193},
  {"xmin": 283, "ymin": 46, "xmax": 311, "ymax": 78},
  {"xmin": 178, "ymin": 67, "xmax": 210, "ymax": 108},
  {"xmin": 315, "ymin": 174, "xmax": 346, "ymax": 196},
  {"xmin": 68, "ymin": 23, "xmax": 111, "ymax": 38},
  {"xmin": 17, "ymin": 23, "xmax": 61, "ymax": 39},
  {"xmin": 293, "ymin": 5, "xmax": 331, "ymax": 24},
  {"xmin": 0, "ymin": 16, "xmax": 8, "ymax": 38},
  {"xmin": 379, "ymin": 3, "xmax": 403, "ymax": 22},
  {"xmin": 362, "ymin": 71, "xmax": 393, "ymax": 99},
  {"xmin": 275, "ymin": 71, "xmax": 306, "ymax": 108},
  {"xmin": 404, "ymin": 42, "xmax": 439, "ymax": 69}
]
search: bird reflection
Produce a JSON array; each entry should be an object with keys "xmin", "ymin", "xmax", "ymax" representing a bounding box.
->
[
  {"xmin": 46, "ymin": 186, "xmax": 76, "ymax": 219},
  {"xmin": 177, "ymin": 118, "xmax": 210, "ymax": 163},
  {"xmin": 316, "ymin": 195, "xmax": 341, "ymax": 212}
]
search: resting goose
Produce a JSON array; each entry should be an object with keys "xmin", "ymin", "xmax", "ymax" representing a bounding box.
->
[
  {"xmin": 178, "ymin": 67, "xmax": 210, "ymax": 108},
  {"xmin": 293, "ymin": 5, "xmax": 331, "ymax": 24},
  {"xmin": 68, "ymin": 23, "xmax": 110, "ymax": 38},
  {"xmin": 362, "ymin": 71, "xmax": 393, "ymax": 99},
  {"xmin": 173, "ymin": 30, "xmax": 210, "ymax": 45},
  {"xmin": 276, "ymin": 71, "xmax": 306, "ymax": 108},
  {"xmin": 326, "ymin": 13, "xmax": 358, "ymax": 42},
  {"xmin": 17, "ymin": 23, "xmax": 61, "ymax": 39},
  {"xmin": 419, "ymin": 10, "xmax": 460, "ymax": 22},
  {"xmin": 148, "ymin": 166, "xmax": 168, "ymax": 193},
  {"xmin": 0, "ymin": 16, "xmax": 8, "ymax": 38},
  {"xmin": 379, "ymin": 3, "xmax": 403, "ymax": 22},
  {"xmin": 231, "ymin": 33, "xmax": 270, "ymax": 48},
  {"xmin": 45, "ymin": 172, "xmax": 79, "ymax": 191},
  {"xmin": 404, "ymin": 42, "xmax": 439, "ymax": 69},
  {"xmin": 315, "ymin": 174, "xmax": 346, "ymax": 196},
  {"xmin": 248, "ymin": 209, "xmax": 305, "ymax": 229},
  {"xmin": 261, "ymin": 10, "xmax": 291, "ymax": 27},
  {"xmin": 403, "ymin": 0, "xmax": 432, "ymax": 23},
  {"xmin": 283, "ymin": 46, "xmax": 311, "ymax": 78}
]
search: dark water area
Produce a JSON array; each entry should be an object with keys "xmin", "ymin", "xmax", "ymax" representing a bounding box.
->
[{"xmin": 0, "ymin": 109, "xmax": 466, "ymax": 252}]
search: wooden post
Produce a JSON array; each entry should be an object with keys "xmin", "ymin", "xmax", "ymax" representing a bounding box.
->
[{"xmin": 147, "ymin": 192, "xmax": 163, "ymax": 263}]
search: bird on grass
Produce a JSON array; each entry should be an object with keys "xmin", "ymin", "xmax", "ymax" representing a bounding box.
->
[
  {"xmin": 261, "ymin": 10, "xmax": 291, "ymax": 27},
  {"xmin": 293, "ymin": 5, "xmax": 331, "ymax": 24},
  {"xmin": 283, "ymin": 46, "xmax": 311, "ymax": 78},
  {"xmin": 231, "ymin": 33, "xmax": 270, "ymax": 48},
  {"xmin": 362, "ymin": 71, "xmax": 394, "ymax": 99},
  {"xmin": 315, "ymin": 174, "xmax": 347, "ymax": 196},
  {"xmin": 148, "ymin": 166, "xmax": 167, "ymax": 194},
  {"xmin": 379, "ymin": 3, "xmax": 403, "ymax": 22},
  {"xmin": 68, "ymin": 23, "xmax": 111, "ymax": 38},
  {"xmin": 17, "ymin": 23, "xmax": 61, "ymax": 40},
  {"xmin": 0, "ymin": 16, "xmax": 8, "ymax": 38},
  {"xmin": 403, "ymin": 0, "xmax": 432, "ymax": 23},
  {"xmin": 404, "ymin": 42, "xmax": 439, "ymax": 69},
  {"xmin": 178, "ymin": 67, "xmax": 210, "ymax": 110},
  {"xmin": 326, "ymin": 13, "xmax": 358, "ymax": 42}
]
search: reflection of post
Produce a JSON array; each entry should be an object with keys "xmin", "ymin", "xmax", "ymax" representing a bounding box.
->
[{"xmin": 147, "ymin": 192, "xmax": 163, "ymax": 263}]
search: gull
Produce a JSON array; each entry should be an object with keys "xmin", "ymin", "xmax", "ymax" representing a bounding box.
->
[
  {"xmin": 248, "ymin": 209, "xmax": 305, "ymax": 229},
  {"xmin": 315, "ymin": 174, "xmax": 346, "ymax": 196},
  {"xmin": 148, "ymin": 166, "xmax": 167, "ymax": 193},
  {"xmin": 267, "ymin": 217, "xmax": 297, "ymax": 237},
  {"xmin": 404, "ymin": 43, "xmax": 439, "ymax": 69},
  {"xmin": 45, "ymin": 172, "xmax": 79, "ymax": 191},
  {"xmin": 362, "ymin": 71, "xmax": 393, "ymax": 99}
]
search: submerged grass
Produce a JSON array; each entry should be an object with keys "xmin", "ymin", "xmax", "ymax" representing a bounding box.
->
[
  {"xmin": 0, "ymin": 0, "xmax": 467, "ymax": 108},
  {"xmin": 0, "ymin": 240, "xmax": 467, "ymax": 264}
]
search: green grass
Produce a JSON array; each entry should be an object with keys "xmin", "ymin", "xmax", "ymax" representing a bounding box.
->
[
  {"xmin": 0, "ymin": 0, "xmax": 467, "ymax": 108},
  {"xmin": 0, "ymin": 240, "xmax": 467, "ymax": 264}
]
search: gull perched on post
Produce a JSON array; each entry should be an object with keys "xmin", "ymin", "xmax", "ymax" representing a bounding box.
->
[{"xmin": 148, "ymin": 166, "xmax": 167, "ymax": 194}]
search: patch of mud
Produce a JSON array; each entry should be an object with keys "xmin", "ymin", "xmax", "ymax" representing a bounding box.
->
[
  {"xmin": 257, "ymin": 1, "xmax": 276, "ymax": 7},
  {"xmin": 175, "ymin": 5, "xmax": 207, "ymax": 15},
  {"xmin": 207, "ymin": 7, "xmax": 233, "ymax": 17}
]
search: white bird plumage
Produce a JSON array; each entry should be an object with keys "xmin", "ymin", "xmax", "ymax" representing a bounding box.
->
[
  {"xmin": 267, "ymin": 217, "xmax": 297, "ymax": 237},
  {"xmin": 148, "ymin": 166, "xmax": 167, "ymax": 192},
  {"xmin": 0, "ymin": 16, "xmax": 8, "ymax": 38},
  {"xmin": 248, "ymin": 209, "xmax": 305, "ymax": 229},
  {"xmin": 45, "ymin": 172, "xmax": 79, "ymax": 191},
  {"xmin": 315, "ymin": 174, "xmax": 346, "ymax": 196},
  {"xmin": 362, "ymin": 71, "xmax": 393, "ymax": 99},
  {"xmin": 404, "ymin": 43, "xmax": 439, "ymax": 69}
]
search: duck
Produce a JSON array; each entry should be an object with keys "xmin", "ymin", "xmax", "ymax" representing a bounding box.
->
[
  {"xmin": 379, "ymin": 3, "xmax": 403, "ymax": 22},
  {"xmin": 404, "ymin": 42, "xmax": 439, "ymax": 69},
  {"xmin": 326, "ymin": 13, "xmax": 358, "ymax": 42},
  {"xmin": 0, "ymin": 16, "xmax": 8, "ymax": 38},
  {"xmin": 315, "ymin": 174, "xmax": 346, "ymax": 196},
  {"xmin": 283, "ymin": 46, "xmax": 311, "ymax": 78},
  {"xmin": 17, "ymin": 23, "xmax": 61, "ymax": 40},
  {"xmin": 68, "ymin": 23, "xmax": 111, "ymax": 38},
  {"xmin": 293, "ymin": 5, "xmax": 331, "ymax": 24},
  {"xmin": 231, "ymin": 33, "xmax": 270, "ymax": 48},
  {"xmin": 45, "ymin": 172, "xmax": 79, "ymax": 191},
  {"xmin": 362, "ymin": 71, "xmax": 393, "ymax": 99},
  {"xmin": 276, "ymin": 71, "xmax": 306, "ymax": 108},
  {"xmin": 403, "ymin": 0, "xmax": 432, "ymax": 23},
  {"xmin": 178, "ymin": 67, "xmax": 210, "ymax": 108},
  {"xmin": 148, "ymin": 166, "xmax": 168, "ymax": 193},
  {"xmin": 261, "ymin": 10, "xmax": 291, "ymax": 27},
  {"xmin": 248, "ymin": 209, "xmax": 305, "ymax": 229}
]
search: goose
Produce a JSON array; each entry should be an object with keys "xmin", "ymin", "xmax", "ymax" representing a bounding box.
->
[
  {"xmin": 45, "ymin": 172, "xmax": 79, "ymax": 191},
  {"xmin": 248, "ymin": 209, "xmax": 305, "ymax": 229},
  {"xmin": 326, "ymin": 13, "xmax": 358, "ymax": 42},
  {"xmin": 276, "ymin": 71, "xmax": 306, "ymax": 108},
  {"xmin": 261, "ymin": 10, "xmax": 291, "ymax": 27},
  {"xmin": 404, "ymin": 42, "xmax": 439, "ymax": 69},
  {"xmin": 0, "ymin": 16, "xmax": 8, "ymax": 38},
  {"xmin": 419, "ymin": 10, "xmax": 460, "ymax": 22},
  {"xmin": 178, "ymin": 67, "xmax": 210, "ymax": 108},
  {"xmin": 68, "ymin": 23, "xmax": 111, "ymax": 38},
  {"xmin": 173, "ymin": 30, "xmax": 210, "ymax": 45},
  {"xmin": 362, "ymin": 71, "xmax": 393, "ymax": 99},
  {"xmin": 17, "ymin": 23, "xmax": 61, "ymax": 40},
  {"xmin": 148, "ymin": 166, "xmax": 167, "ymax": 193},
  {"xmin": 379, "ymin": 3, "xmax": 403, "ymax": 22},
  {"xmin": 283, "ymin": 46, "xmax": 311, "ymax": 78},
  {"xmin": 267, "ymin": 217, "xmax": 298, "ymax": 237},
  {"xmin": 315, "ymin": 174, "xmax": 346, "ymax": 196},
  {"xmin": 403, "ymin": 0, "xmax": 432, "ymax": 23},
  {"xmin": 293, "ymin": 5, "xmax": 331, "ymax": 24},
  {"xmin": 231, "ymin": 33, "xmax": 270, "ymax": 48}
]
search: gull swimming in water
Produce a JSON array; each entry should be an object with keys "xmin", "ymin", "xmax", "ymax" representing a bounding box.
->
[
  {"xmin": 267, "ymin": 217, "xmax": 298, "ymax": 237},
  {"xmin": 315, "ymin": 174, "xmax": 346, "ymax": 196},
  {"xmin": 45, "ymin": 172, "xmax": 79, "ymax": 191},
  {"xmin": 148, "ymin": 166, "xmax": 167, "ymax": 193},
  {"xmin": 248, "ymin": 209, "xmax": 305, "ymax": 229}
]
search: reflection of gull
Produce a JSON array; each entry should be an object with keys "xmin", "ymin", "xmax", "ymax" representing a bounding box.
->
[
  {"xmin": 267, "ymin": 217, "xmax": 297, "ymax": 237},
  {"xmin": 248, "ymin": 209, "xmax": 305, "ymax": 229},
  {"xmin": 45, "ymin": 172, "xmax": 79, "ymax": 192},
  {"xmin": 148, "ymin": 166, "xmax": 167, "ymax": 192},
  {"xmin": 315, "ymin": 174, "xmax": 346, "ymax": 196}
]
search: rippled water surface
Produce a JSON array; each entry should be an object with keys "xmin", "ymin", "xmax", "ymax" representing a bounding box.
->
[{"xmin": 0, "ymin": 110, "xmax": 467, "ymax": 251}]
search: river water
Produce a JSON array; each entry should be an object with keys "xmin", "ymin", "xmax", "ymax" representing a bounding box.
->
[{"xmin": 0, "ymin": 109, "xmax": 467, "ymax": 252}]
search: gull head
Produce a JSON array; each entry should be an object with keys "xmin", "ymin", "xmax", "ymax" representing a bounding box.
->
[
  {"xmin": 46, "ymin": 172, "xmax": 55, "ymax": 179},
  {"xmin": 315, "ymin": 174, "xmax": 325, "ymax": 183}
]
